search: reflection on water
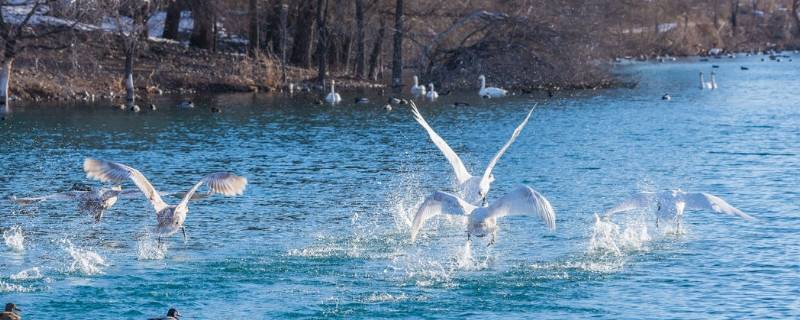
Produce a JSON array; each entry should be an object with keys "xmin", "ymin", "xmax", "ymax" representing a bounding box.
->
[{"xmin": 1, "ymin": 55, "xmax": 799, "ymax": 318}]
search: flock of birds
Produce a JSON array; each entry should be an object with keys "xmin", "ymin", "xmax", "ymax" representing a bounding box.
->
[
  {"xmin": 8, "ymin": 72, "xmax": 756, "ymax": 254},
  {"xmin": 325, "ymin": 74, "xmax": 508, "ymax": 106}
]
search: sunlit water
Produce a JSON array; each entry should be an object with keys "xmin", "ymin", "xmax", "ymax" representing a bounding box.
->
[{"xmin": 1, "ymin": 55, "xmax": 799, "ymax": 318}]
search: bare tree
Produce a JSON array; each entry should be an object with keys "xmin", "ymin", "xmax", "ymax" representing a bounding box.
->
[
  {"xmin": 248, "ymin": 0, "xmax": 259, "ymax": 57},
  {"xmin": 354, "ymin": 0, "xmax": 365, "ymax": 78},
  {"xmin": 189, "ymin": 0, "xmax": 214, "ymax": 49},
  {"xmin": 315, "ymin": 0, "xmax": 329, "ymax": 85},
  {"xmin": 0, "ymin": 0, "xmax": 87, "ymax": 112},
  {"xmin": 104, "ymin": 0, "xmax": 161, "ymax": 108},
  {"xmin": 290, "ymin": 0, "xmax": 314, "ymax": 67},
  {"xmin": 367, "ymin": 16, "xmax": 385, "ymax": 81},
  {"xmin": 163, "ymin": 0, "xmax": 182, "ymax": 40},
  {"xmin": 391, "ymin": 0, "xmax": 402, "ymax": 88}
]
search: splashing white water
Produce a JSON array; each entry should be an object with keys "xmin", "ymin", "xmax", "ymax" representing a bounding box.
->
[
  {"xmin": 588, "ymin": 214, "xmax": 651, "ymax": 256},
  {"xmin": 0, "ymin": 280, "xmax": 34, "ymax": 293},
  {"xmin": 62, "ymin": 240, "xmax": 108, "ymax": 275},
  {"xmin": 10, "ymin": 267, "xmax": 43, "ymax": 281},
  {"xmin": 137, "ymin": 234, "xmax": 168, "ymax": 260},
  {"xmin": 3, "ymin": 225, "xmax": 24, "ymax": 252}
]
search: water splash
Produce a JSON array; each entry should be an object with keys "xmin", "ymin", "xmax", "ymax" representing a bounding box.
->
[
  {"xmin": 0, "ymin": 280, "xmax": 35, "ymax": 293},
  {"xmin": 61, "ymin": 240, "xmax": 108, "ymax": 275},
  {"xmin": 137, "ymin": 233, "xmax": 168, "ymax": 260},
  {"xmin": 10, "ymin": 267, "xmax": 43, "ymax": 281},
  {"xmin": 3, "ymin": 225, "xmax": 24, "ymax": 252},
  {"xmin": 588, "ymin": 214, "xmax": 651, "ymax": 256}
]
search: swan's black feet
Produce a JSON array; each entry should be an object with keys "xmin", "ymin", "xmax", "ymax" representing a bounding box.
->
[
  {"xmin": 487, "ymin": 234, "xmax": 496, "ymax": 247},
  {"xmin": 181, "ymin": 227, "xmax": 187, "ymax": 242}
]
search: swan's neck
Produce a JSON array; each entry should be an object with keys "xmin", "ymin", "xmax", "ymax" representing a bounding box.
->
[
  {"xmin": 480, "ymin": 77, "xmax": 486, "ymax": 89},
  {"xmin": 330, "ymin": 83, "xmax": 335, "ymax": 94},
  {"xmin": 413, "ymin": 77, "xmax": 418, "ymax": 86},
  {"xmin": 430, "ymin": 84, "xmax": 435, "ymax": 91}
]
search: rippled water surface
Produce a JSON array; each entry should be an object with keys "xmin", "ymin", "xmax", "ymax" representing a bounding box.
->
[{"xmin": 1, "ymin": 56, "xmax": 799, "ymax": 319}]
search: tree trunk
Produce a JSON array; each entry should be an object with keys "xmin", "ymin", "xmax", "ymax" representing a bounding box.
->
[
  {"xmin": 290, "ymin": 0, "xmax": 315, "ymax": 67},
  {"xmin": 730, "ymin": 0, "xmax": 739, "ymax": 36},
  {"xmin": 124, "ymin": 47, "xmax": 135, "ymax": 107},
  {"xmin": 280, "ymin": 4, "xmax": 289, "ymax": 82},
  {"xmin": 0, "ymin": 58, "xmax": 13, "ymax": 113},
  {"xmin": 248, "ymin": 0, "xmax": 259, "ymax": 57},
  {"xmin": 391, "ymin": 0, "xmax": 403, "ymax": 88},
  {"xmin": 713, "ymin": 0, "xmax": 720, "ymax": 29},
  {"xmin": 354, "ymin": 0, "xmax": 365, "ymax": 79},
  {"xmin": 163, "ymin": 0, "xmax": 182, "ymax": 40},
  {"xmin": 190, "ymin": 2, "xmax": 214, "ymax": 49},
  {"xmin": 315, "ymin": 0, "xmax": 328, "ymax": 85},
  {"xmin": 793, "ymin": 0, "xmax": 800, "ymax": 36},
  {"xmin": 367, "ymin": 17, "xmax": 385, "ymax": 81}
]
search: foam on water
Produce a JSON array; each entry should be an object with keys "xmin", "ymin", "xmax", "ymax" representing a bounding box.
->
[
  {"xmin": 10, "ymin": 267, "xmax": 44, "ymax": 280},
  {"xmin": 137, "ymin": 233, "xmax": 168, "ymax": 260},
  {"xmin": 0, "ymin": 280, "xmax": 35, "ymax": 293},
  {"xmin": 3, "ymin": 225, "xmax": 24, "ymax": 252},
  {"xmin": 61, "ymin": 240, "xmax": 108, "ymax": 275}
]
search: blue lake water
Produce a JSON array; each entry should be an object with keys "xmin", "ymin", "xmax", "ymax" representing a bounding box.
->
[{"xmin": 1, "ymin": 55, "xmax": 799, "ymax": 319}]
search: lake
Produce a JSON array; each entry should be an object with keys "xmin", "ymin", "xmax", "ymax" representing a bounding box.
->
[{"xmin": 1, "ymin": 54, "xmax": 799, "ymax": 319}]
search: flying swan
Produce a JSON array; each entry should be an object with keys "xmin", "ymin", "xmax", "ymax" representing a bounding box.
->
[
  {"xmin": 411, "ymin": 185, "xmax": 555, "ymax": 244},
  {"xmin": 410, "ymin": 101, "xmax": 535, "ymax": 205},
  {"xmin": 82, "ymin": 158, "xmax": 247, "ymax": 239},
  {"xmin": 603, "ymin": 189, "xmax": 753, "ymax": 229}
]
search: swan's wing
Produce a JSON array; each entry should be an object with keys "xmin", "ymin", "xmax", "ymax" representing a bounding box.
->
[
  {"xmin": 117, "ymin": 189, "xmax": 173, "ymax": 199},
  {"xmin": 409, "ymin": 101, "xmax": 472, "ymax": 184},
  {"xmin": 176, "ymin": 172, "xmax": 248, "ymax": 210},
  {"xmin": 604, "ymin": 192, "xmax": 657, "ymax": 216},
  {"xmin": 486, "ymin": 185, "xmax": 555, "ymax": 230},
  {"xmin": 83, "ymin": 158, "xmax": 168, "ymax": 212},
  {"xmin": 480, "ymin": 106, "xmax": 536, "ymax": 185},
  {"xmin": 11, "ymin": 191, "xmax": 84, "ymax": 205},
  {"xmin": 683, "ymin": 192, "xmax": 754, "ymax": 221},
  {"xmin": 411, "ymin": 191, "xmax": 476, "ymax": 241}
]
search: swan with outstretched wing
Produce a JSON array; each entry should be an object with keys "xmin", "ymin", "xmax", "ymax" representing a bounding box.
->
[
  {"xmin": 411, "ymin": 185, "xmax": 555, "ymax": 245},
  {"xmin": 83, "ymin": 158, "xmax": 247, "ymax": 239},
  {"xmin": 410, "ymin": 102, "xmax": 536, "ymax": 205},
  {"xmin": 604, "ymin": 189, "xmax": 754, "ymax": 229}
]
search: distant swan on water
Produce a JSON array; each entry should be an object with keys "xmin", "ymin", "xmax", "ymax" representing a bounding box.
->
[
  {"xmin": 699, "ymin": 72, "xmax": 715, "ymax": 90},
  {"xmin": 603, "ymin": 189, "xmax": 753, "ymax": 230},
  {"xmin": 478, "ymin": 75, "xmax": 508, "ymax": 98},
  {"xmin": 426, "ymin": 83, "xmax": 439, "ymax": 100},
  {"xmin": 410, "ymin": 101, "xmax": 536, "ymax": 205},
  {"xmin": 411, "ymin": 186, "xmax": 556, "ymax": 245},
  {"xmin": 325, "ymin": 80, "xmax": 342, "ymax": 104},
  {"xmin": 411, "ymin": 76, "xmax": 426, "ymax": 97},
  {"xmin": 83, "ymin": 158, "xmax": 247, "ymax": 240},
  {"xmin": 11, "ymin": 185, "xmax": 145, "ymax": 222}
]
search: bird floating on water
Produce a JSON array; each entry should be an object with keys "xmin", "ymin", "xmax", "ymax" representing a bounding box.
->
[
  {"xmin": 354, "ymin": 97, "xmax": 369, "ymax": 104},
  {"xmin": 740, "ymin": 66, "xmax": 749, "ymax": 70},
  {"xmin": 661, "ymin": 93, "xmax": 671, "ymax": 101},
  {"xmin": 410, "ymin": 101, "xmax": 535, "ymax": 205},
  {"xmin": 83, "ymin": 158, "xmax": 247, "ymax": 240},
  {"xmin": 411, "ymin": 186, "xmax": 555, "ymax": 245},
  {"xmin": 699, "ymin": 72, "xmax": 715, "ymax": 90},
  {"xmin": 410, "ymin": 76, "xmax": 427, "ymax": 97},
  {"xmin": 478, "ymin": 75, "xmax": 508, "ymax": 98},
  {"xmin": 426, "ymin": 83, "xmax": 438, "ymax": 100},
  {"xmin": 325, "ymin": 80, "xmax": 342, "ymax": 104},
  {"xmin": 603, "ymin": 189, "xmax": 753, "ymax": 230},
  {"xmin": 177, "ymin": 100, "xmax": 195, "ymax": 108},
  {"xmin": 148, "ymin": 308, "xmax": 181, "ymax": 320}
]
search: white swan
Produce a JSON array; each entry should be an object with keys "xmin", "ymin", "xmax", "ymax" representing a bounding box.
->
[
  {"xmin": 325, "ymin": 80, "xmax": 342, "ymax": 104},
  {"xmin": 710, "ymin": 71, "xmax": 718, "ymax": 89},
  {"xmin": 410, "ymin": 76, "xmax": 427, "ymax": 97},
  {"xmin": 83, "ymin": 158, "xmax": 247, "ymax": 239},
  {"xmin": 478, "ymin": 75, "xmax": 507, "ymax": 98},
  {"xmin": 411, "ymin": 185, "xmax": 555, "ymax": 244},
  {"xmin": 699, "ymin": 72, "xmax": 714, "ymax": 90},
  {"xmin": 604, "ymin": 189, "xmax": 753, "ymax": 229},
  {"xmin": 410, "ymin": 102, "xmax": 535, "ymax": 205},
  {"xmin": 426, "ymin": 83, "xmax": 438, "ymax": 100},
  {"xmin": 11, "ymin": 186, "xmax": 143, "ymax": 222}
]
